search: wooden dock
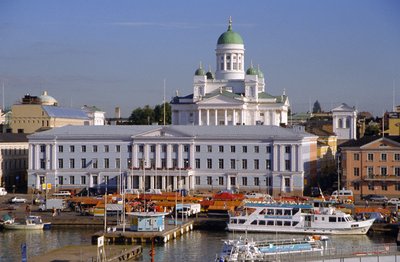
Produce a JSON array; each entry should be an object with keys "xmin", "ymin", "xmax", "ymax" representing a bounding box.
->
[{"xmin": 92, "ymin": 220, "xmax": 194, "ymax": 244}]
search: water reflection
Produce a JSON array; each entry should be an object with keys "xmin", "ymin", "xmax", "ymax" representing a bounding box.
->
[{"xmin": 0, "ymin": 228, "xmax": 396, "ymax": 262}]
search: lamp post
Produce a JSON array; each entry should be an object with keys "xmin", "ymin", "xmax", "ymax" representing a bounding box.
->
[{"xmin": 143, "ymin": 160, "xmax": 147, "ymax": 212}]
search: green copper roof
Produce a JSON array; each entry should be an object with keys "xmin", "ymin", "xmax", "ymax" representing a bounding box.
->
[
  {"xmin": 257, "ymin": 69, "xmax": 264, "ymax": 78},
  {"xmin": 246, "ymin": 67, "xmax": 258, "ymax": 75},
  {"xmin": 195, "ymin": 67, "xmax": 206, "ymax": 76},
  {"xmin": 217, "ymin": 18, "xmax": 244, "ymax": 45}
]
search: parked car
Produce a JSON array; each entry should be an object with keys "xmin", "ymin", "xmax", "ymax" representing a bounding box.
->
[
  {"xmin": 361, "ymin": 194, "xmax": 388, "ymax": 202},
  {"xmin": 387, "ymin": 198, "xmax": 400, "ymax": 205},
  {"xmin": 9, "ymin": 196, "xmax": 27, "ymax": 204}
]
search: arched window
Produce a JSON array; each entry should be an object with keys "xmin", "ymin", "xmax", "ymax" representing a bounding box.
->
[{"xmin": 338, "ymin": 118, "xmax": 343, "ymax": 128}]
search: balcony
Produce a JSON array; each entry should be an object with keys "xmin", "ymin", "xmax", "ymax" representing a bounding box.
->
[{"xmin": 363, "ymin": 174, "xmax": 400, "ymax": 182}]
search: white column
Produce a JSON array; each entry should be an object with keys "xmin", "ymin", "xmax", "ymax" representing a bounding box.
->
[
  {"xmin": 52, "ymin": 144, "xmax": 57, "ymax": 170},
  {"xmin": 35, "ymin": 144, "xmax": 40, "ymax": 169},
  {"xmin": 253, "ymin": 110, "xmax": 257, "ymax": 125},
  {"xmin": 167, "ymin": 144, "xmax": 172, "ymax": 169},
  {"xmin": 233, "ymin": 109, "xmax": 236, "ymax": 125},
  {"xmin": 297, "ymin": 145, "xmax": 303, "ymax": 172},
  {"xmin": 198, "ymin": 109, "xmax": 202, "ymax": 125},
  {"xmin": 291, "ymin": 145, "xmax": 296, "ymax": 172},
  {"xmin": 29, "ymin": 144, "xmax": 34, "ymax": 170},
  {"xmin": 138, "ymin": 173, "xmax": 143, "ymax": 191},
  {"xmin": 214, "ymin": 109, "xmax": 218, "ymax": 126},
  {"xmin": 161, "ymin": 175, "xmax": 166, "ymax": 191},
  {"xmin": 189, "ymin": 144, "xmax": 195, "ymax": 169},
  {"xmin": 133, "ymin": 144, "xmax": 138, "ymax": 168},
  {"xmin": 224, "ymin": 109, "xmax": 228, "ymax": 125},
  {"xmin": 178, "ymin": 144, "xmax": 183, "ymax": 168},
  {"xmin": 156, "ymin": 144, "xmax": 161, "ymax": 169},
  {"xmin": 227, "ymin": 175, "xmax": 231, "ymax": 190},
  {"xmin": 241, "ymin": 110, "xmax": 245, "ymax": 125},
  {"xmin": 273, "ymin": 144, "xmax": 278, "ymax": 172},
  {"xmin": 150, "ymin": 175, "xmax": 155, "ymax": 189},
  {"xmin": 144, "ymin": 145, "xmax": 150, "ymax": 168},
  {"xmin": 45, "ymin": 144, "xmax": 51, "ymax": 169},
  {"xmin": 206, "ymin": 110, "xmax": 210, "ymax": 125},
  {"xmin": 173, "ymin": 176, "xmax": 178, "ymax": 191},
  {"xmin": 280, "ymin": 145, "xmax": 285, "ymax": 172}
]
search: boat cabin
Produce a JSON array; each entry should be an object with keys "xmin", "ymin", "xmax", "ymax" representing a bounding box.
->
[{"xmin": 126, "ymin": 212, "xmax": 169, "ymax": 232}]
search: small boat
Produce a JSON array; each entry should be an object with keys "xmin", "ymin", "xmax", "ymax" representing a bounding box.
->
[
  {"xmin": 216, "ymin": 235, "xmax": 328, "ymax": 262},
  {"xmin": 3, "ymin": 215, "xmax": 51, "ymax": 230}
]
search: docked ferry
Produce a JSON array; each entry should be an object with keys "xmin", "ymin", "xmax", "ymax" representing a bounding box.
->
[{"xmin": 227, "ymin": 202, "xmax": 374, "ymax": 235}]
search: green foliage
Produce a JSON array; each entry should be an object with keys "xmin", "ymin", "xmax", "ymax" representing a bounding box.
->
[{"xmin": 129, "ymin": 103, "xmax": 171, "ymax": 125}]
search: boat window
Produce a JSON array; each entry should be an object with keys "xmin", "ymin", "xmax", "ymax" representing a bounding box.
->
[
  {"xmin": 231, "ymin": 219, "xmax": 237, "ymax": 224},
  {"xmin": 292, "ymin": 221, "xmax": 298, "ymax": 226},
  {"xmin": 267, "ymin": 220, "xmax": 274, "ymax": 226},
  {"xmin": 239, "ymin": 219, "xmax": 246, "ymax": 224},
  {"xmin": 251, "ymin": 220, "xmax": 258, "ymax": 225},
  {"xmin": 259, "ymin": 209, "xmax": 266, "ymax": 215},
  {"xmin": 259, "ymin": 220, "xmax": 266, "ymax": 225},
  {"xmin": 284, "ymin": 209, "xmax": 291, "ymax": 216},
  {"xmin": 276, "ymin": 221, "xmax": 282, "ymax": 226},
  {"xmin": 267, "ymin": 209, "xmax": 274, "ymax": 215},
  {"xmin": 329, "ymin": 217, "xmax": 336, "ymax": 222},
  {"xmin": 284, "ymin": 221, "xmax": 291, "ymax": 226},
  {"xmin": 292, "ymin": 208, "xmax": 299, "ymax": 214},
  {"xmin": 321, "ymin": 217, "xmax": 325, "ymax": 221},
  {"xmin": 276, "ymin": 209, "xmax": 283, "ymax": 215}
]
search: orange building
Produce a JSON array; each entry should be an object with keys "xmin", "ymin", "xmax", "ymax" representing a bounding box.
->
[{"xmin": 340, "ymin": 136, "xmax": 400, "ymax": 201}]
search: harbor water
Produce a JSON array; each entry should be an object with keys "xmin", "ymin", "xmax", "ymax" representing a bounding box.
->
[{"xmin": 0, "ymin": 227, "xmax": 397, "ymax": 262}]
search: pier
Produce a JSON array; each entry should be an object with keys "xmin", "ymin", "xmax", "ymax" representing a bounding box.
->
[{"xmin": 92, "ymin": 220, "xmax": 194, "ymax": 244}]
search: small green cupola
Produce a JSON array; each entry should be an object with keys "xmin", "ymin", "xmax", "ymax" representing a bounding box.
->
[
  {"xmin": 257, "ymin": 65, "xmax": 264, "ymax": 78},
  {"xmin": 217, "ymin": 17, "xmax": 244, "ymax": 45},
  {"xmin": 246, "ymin": 62, "xmax": 257, "ymax": 75},
  {"xmin": 194, "ymin": 62, "xmax": 206, "ymax": 76}
]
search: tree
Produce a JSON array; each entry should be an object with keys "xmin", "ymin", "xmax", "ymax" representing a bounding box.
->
[
  {"xmin": 312, "ymin": 100, "xmax": 322, "ymax": 113},
  {"xmin": 128, "ymin": 103, "xmax": 171, "ymax": 125}
]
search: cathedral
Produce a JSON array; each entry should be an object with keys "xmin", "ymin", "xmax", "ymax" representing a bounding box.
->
[{"xmin": 171, "ymin": 18, "xmax": 290, "ymax": 126}]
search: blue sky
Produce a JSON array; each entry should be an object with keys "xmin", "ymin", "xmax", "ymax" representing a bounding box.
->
[{"xmin": 0, "ymin": 0, "xmax": 399, "ymax": 117}]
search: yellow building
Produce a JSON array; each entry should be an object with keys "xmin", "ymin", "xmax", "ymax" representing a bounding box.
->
[{"xmin": 10, "ymin": 91, "xmax": 89, "ymax": 134}]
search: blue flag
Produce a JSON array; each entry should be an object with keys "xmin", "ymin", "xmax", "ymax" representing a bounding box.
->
[{"xmin": 21, "ymin": 243, "xmax": 27, "ymax": 262}]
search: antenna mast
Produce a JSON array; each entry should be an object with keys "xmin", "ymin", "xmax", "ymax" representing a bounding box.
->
[{"xmin": 163, "ymin": 79, "xmax": 166, "ymax": 126}]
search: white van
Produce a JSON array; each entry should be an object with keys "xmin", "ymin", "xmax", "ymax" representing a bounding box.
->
[
  {"xmin": 330, "ymin": 189, "xmax": 354, "ymax": 203},
  {"xmin": 0, "ymin": 187, "xmax": 7, "ymax": 196}
]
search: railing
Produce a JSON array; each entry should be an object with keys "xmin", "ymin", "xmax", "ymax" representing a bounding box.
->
[{"xmin": 364, "ymin": 174, "xmax": 400, "ymax": 181}]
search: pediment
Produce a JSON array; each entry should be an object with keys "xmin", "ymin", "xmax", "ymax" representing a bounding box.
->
[
  {"xmin": 198, "ymin": 94, "xmax": 243, "ymax": 105},
  {"xmin": 361, "ymin": 137, "xmax": 400, "ymax": 149},
  {"xmin": 133, "ymin": 127, "xmax": 191, "ymax": 138}
]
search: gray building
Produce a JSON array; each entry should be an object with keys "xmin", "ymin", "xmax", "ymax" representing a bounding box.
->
[{"xmin": 27, "ymin": 125, "xmax": 317, "ymax": 196}]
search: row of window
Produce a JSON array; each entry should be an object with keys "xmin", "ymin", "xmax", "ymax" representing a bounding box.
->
[
  {"xmin": 39, "ymin": 157, "xmax": 282, "ymax": 170},
  {"xmin": 2, "ymin": 159, "xmax": 27, "ymax": 170},
  {"xmin": 354, "ymin": 153, "xmax": 400, "ymax": 162},
  {"xmin": 1, "ymin": 148, "xmax": 28, "ymax": 156},
  {"xmin": 353, "ymin": 182, "xmax": 400, "ymax": 191},
  {"xmin": 40, "ymin": 144, "xmax": 293, "ymax": 155},
  {"xmin": 353, "ymin": 166, "xmax": 400, "ymax": 176},
  {"xmin": 202, "ymin": 176, "xmax": 274, "ymax": 187}
]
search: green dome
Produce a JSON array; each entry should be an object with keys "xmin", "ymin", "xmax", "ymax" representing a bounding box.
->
[
  {"xmin": 195, "ymin": 67, "xmax": 206, "ymax": 76},
  {"xmin": 246, "ymin": 67, "xmax": 258, "ymax": 75},
  {"xmin": 217, "ymin": 19, "xmax": 244, "ymax": 45},
  {"xmin": 257, "ymin": 69, "xmax": 264, "ymax": 78}
]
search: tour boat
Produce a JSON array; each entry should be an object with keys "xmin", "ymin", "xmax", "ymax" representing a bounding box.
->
[
  {"xmin": 3, "ymin": 215, "xmax": 51, "ymax": 230},
  {"xmin": 216, "ymin": 235, "xmax": 328, "ymax": 262},
  {"xmin": 227, "ymin": 201, "xmax": 374, "ymax": 235}
]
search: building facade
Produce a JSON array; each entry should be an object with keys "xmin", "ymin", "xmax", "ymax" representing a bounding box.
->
[
  {"xmin": 332, "ymin": 103, "xmax": 357, "ymax": 140},
  {"xmin": 171, "ymin": 18, "xmax": 289, "ymax": 126},
  {"xmin": 340, "ymin": 136, "xmax": 400, "ymax": 201},
  {"xmin": 10, "ymin": 91, "xmax": 105, "ymax": 134},
  {"xmin": 0, "ymin": 134, "xmax": 29, "ymax": 192},
  {"xmin": 27, "ymin": 125, "xmax": 317, "ymax": 196}
]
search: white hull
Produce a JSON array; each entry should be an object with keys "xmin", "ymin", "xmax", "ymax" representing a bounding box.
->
[
  {"xmin": 4, "ymin": 223, "xmax": 44, "ymax": 230},
  {"xmin": 227, "ymin": 223, "xmax": 372, "ymax": 235},
  {"xmin": 227, "ymin": 202, "xmax": 375, "ymax": 235}
]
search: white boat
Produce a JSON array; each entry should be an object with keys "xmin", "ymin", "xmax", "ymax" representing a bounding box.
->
[
  {"xmin": 3, "ymin": 215, "xmax": 51, "ymax": 230},
  {"xmin": 227, "ymin": 201, "xmax": 374, "ymax": 235},
  {"xmin": 216, "ymin": 235, "xmax": 327, "ymax": 262}
]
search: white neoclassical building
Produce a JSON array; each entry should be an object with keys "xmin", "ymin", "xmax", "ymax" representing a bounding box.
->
[
  {"xmin": 27, "ymin": 125, "xmax": 317, "ymax": 197},
  {"xmin": 171, "ymin": 18, "xmax": 290, "ymax": 126}
]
